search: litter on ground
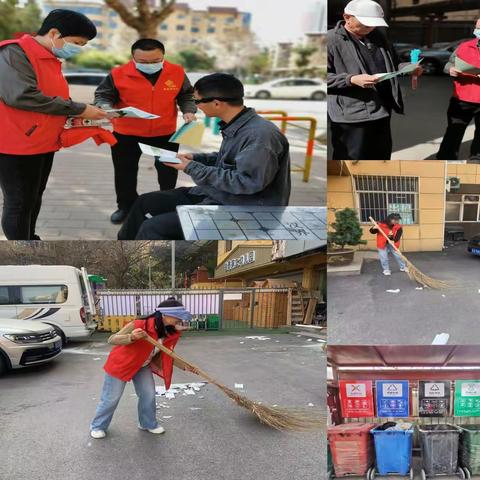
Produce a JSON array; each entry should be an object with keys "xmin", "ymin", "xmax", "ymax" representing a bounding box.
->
[{"xmin": 386, "ymin": 289, "xmax": 400, "ymax": 293}]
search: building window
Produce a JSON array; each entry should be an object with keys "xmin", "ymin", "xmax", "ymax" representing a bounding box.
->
[
  {"xmin": 207, "ymin": 27, "xmax": 215, "ymax": 33},
  {"xmin": 74, "ymin": 6, "xmax": 102, "ymax": 15},
  {"xmin": 225, "ymin": 17, "xmax": 235, "ymax": 24},
  {"xmin": 161, "ymin": 24, "xmax": 168, "ymax": 30},
  {"xmin": 446, "ymin": 195, "xmax": 480, "ymax": 222},
  {"xmin": 177, "ymin": 14, "xmax": 185, "ymax": 19},
  {"xmin": 93, "ymin": 20, "xmax": 103, "ymax": 27},
  {"xmin": 225, "ymin": 241, "xmax": 233, "ymax": 251},
  {"xmin": 176, "ymin": 25, "xmax": 185, "ymax": 31},
  {"xmin": 354, "ymin": 175, "xmax": 419, "ymax": 224},
  {"xmin": 191, "ymin": 27, "xmax": 199, "ymax": 33}
]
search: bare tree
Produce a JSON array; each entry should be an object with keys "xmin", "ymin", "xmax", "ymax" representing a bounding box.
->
[{"xmin": 105, "ymin": 0, "xmax": 176, "ymax": 38}]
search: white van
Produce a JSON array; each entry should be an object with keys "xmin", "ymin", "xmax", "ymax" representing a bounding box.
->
[{"xmin": 0, "ymin": 265, "xmax": 97, "ymax": 343}]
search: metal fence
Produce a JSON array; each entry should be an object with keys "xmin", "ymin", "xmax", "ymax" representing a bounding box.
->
[{"xmin": 96, "ymin": 288, "xmax": 294, "ymax": 332}]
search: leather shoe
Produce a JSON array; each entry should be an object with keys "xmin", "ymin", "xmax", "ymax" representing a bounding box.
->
[{"xmin": 110, "ymin": 209, "xmax": 128, "ymax": 224}]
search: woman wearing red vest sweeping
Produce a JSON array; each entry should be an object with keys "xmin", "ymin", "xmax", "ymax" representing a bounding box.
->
[
  {"xmin": 94, "ymin": 38, "xmax": 197, "ymax": 225},
  {"xmin": 437, "ymin": 19, "xmax": 480, "ymax": 160},
  {"xmin": 369, "ymin": 213, "xmax": 408, "ymax": 276},
  {"xmin": 90, "ymin": 298, "xmax": 193, "ymax": 439},
  {"xmin": 0, "ymin": 9, "xmax": 108, "ymax": 240}
]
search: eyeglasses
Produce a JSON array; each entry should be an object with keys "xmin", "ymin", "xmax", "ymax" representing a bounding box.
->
[{"xmin": 194, "ymin": 97, "xmax": 241, "ymax": 104}]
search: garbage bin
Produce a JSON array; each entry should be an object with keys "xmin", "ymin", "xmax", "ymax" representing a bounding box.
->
[
  {"xmin": 206, "ymin": 314, "xmax": 219, "ymax": 330},
  {"xmin": 417, "ymin": 424, "xmax": 465, "ymax": 479},
  {"xmin": 370, "ymin": 426, "xmax": 413, "ymax": 479},
  {"xmin": 459, "ymin": 424, "xmax": 480, "ymax": 478},
  {"xmin": 327, "ymin": 423, "xmax": 377, "ymax": 478}
]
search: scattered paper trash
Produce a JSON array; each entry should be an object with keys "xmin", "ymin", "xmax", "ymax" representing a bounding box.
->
[
  {"xmin": 239, "ymin": 341, "xmax": 244, "ymax": 344},
  {"xmin": 162, "ymin": 416, "xmax": 172, "ymax": 419},
  {"xmin": 386, "ymin": 289, "xmax": 400, "ymax": 293},
  {"xmin": 234, "ymin": 383, "xmax": 244, "ymax": 389},
  {"xmin": 190, "ymin": 407, "xmax": 202, "ymax": 411},
  {"xmin": 165, "ymin": 392, "xmax": 175, "ymax": 400},
  {"xmin": 432, "ymin": 333, "xmax": 450, "ymax": 345},
  {"xmin": 306, "ymin": 339, "xmax": 313, "ymax": 342},
  {"xmin": 185, "ymin": 389, "xmax": 195, "ymax": 395},
  {"xmin": 93, "ymin": 357, "xmax": 101, "ymax": 361},
  {"xmin": 415, "ymin": 287, "xmax": 423, "ymax": 291},
  {"xmin": 442, "ymin": 294, "xmax": 446, "ymax": 298},
  {"xmin": 245, "ymin": 336, "xmax": 270, "ymax": 341},
  {"xmin": 308, "ymin": 403, "xmax": 315, "ymax": 407}
]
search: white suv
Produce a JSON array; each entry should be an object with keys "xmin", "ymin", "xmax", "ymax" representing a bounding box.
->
[{"xmin": 0, "ymin": 318, "xmax": 62, "ymax": 375}]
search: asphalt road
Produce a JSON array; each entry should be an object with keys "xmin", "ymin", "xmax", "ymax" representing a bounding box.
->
[
  {"xmin": 328, "ymin": 242, "xmax": 480, "ymax": 345},
  {"xmin": 392, "ymin": 76, "xmax": 458, "ymax": 154},
  {"xmin": 0, "ymin": 333, "xmax": 325, "ymax": 480}
]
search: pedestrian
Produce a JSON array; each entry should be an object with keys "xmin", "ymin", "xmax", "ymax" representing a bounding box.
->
[
  {"xmin": 117, "ymin": 73, "xmax": 291, "ymax": 240},
  {"xmin": 90, "ymin": 298, "xmax": 193, "ymax": 439},
  {"xmin": 94, "ymin": 38, "xmax": 197, "ymax": 225},
  {"xmin": 369, "ymin": 213, "xmax": 408, "ymax": 276},
  {"xmin": 0, "ymin": 9, "xmax": 108, "ymax": 240},
  {"xmin": 327, "ymin": 0, "xmax": 423, "ymax": 160},
  {"xmin": 437, "ymin": 18, "xmax": 480, "ymax": 161}
]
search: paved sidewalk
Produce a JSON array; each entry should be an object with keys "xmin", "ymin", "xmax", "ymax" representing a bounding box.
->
[{"xmin": 0, "ymin": 122, "xmax": 325, "ymax": 240}]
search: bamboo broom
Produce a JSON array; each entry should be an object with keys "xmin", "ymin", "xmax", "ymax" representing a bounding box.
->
[
  {"xmin": 369, "ymin": 216, "xmax": 451, "ymax": 289},
  {"xmin": 145, "ymin": 335, "xmax": 325, "ymax": 432}
]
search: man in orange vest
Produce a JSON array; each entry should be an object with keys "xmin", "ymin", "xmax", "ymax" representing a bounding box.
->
[
  {"xmin": 0, "ymin": 9, "xmax": 108, "ymax": 240},
  {"xmin": 94, "ymin": 39, "xmax": 197, "ymax": 224},
  {"xmin": 437, "ymin": 18, "xmax": 480, "ymax": 160},
  {"xmin": 369, "ymin": 213, "xmax": 407, "ymax": 276}
]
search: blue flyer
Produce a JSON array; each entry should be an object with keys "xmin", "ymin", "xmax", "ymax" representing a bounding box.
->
[{"xmin": 376, "ymin": 380, "xmax": 410, "ymax": 417}]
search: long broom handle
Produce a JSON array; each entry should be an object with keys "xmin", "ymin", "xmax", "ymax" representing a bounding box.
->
[
  {"xmin": 144, "ymin": 334, "xmax": 218, "ymax": 386},
  {"xmin": 368, "ymin": 216, "xmax": 403, "ymax": 254}
]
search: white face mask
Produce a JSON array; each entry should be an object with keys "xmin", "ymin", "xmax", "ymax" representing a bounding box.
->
[
  {"xmin": 135, "ymin": 61, "xmax": 164, "ymax": 74},
  {"xmin": 474, "ymin": 28, "xmax": 480, "ymax": 39},
  {"xmin": 51, "ymin": 36, "xmax": 84, "ymax": 59}
]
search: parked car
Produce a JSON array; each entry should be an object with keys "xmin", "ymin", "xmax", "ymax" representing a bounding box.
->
[
  {"xmin": 64, "ymin": 71, "xmax": 107, "ymax": 104},
  {"xmin": 0, "ymin": 318, "xmax": 62, "ymax": 375},
  {"xmin": 468, "ymin": 235, "xmax": 480, "ymax": 257},
  {"xmin": 0, "ymin": 265, "xmax": 97, "ymax": 345},
  {"xmin": 398, "ymin": 39, "xmax": 470, "ymax": 75},
  {"xmin": 244, "ymin": 78, "xmax": 327, "ymax": 101}
]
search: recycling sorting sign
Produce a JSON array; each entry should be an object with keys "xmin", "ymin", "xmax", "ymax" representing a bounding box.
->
[
  {"xmin": 339, "ymin": 380, "xmax": 374, "ymax": 418},
  {"xmin": 418, "ymin": 380, "xmax": 451, "ymax": 417},
  {"xmin": 376, "ymin": 380, "xmax": 409, "ymax": 417},
  {"xmin": 454, "ymin": 380, "xmax": 480, "ymax": 417}
]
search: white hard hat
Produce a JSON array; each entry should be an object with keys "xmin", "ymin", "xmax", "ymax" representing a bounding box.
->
[{"xmin": 344, "ymin": 0, "xmax": 389, "ymax": 28}]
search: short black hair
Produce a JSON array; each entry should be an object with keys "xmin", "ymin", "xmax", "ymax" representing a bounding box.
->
[
  {"xmin": 387, "ymin": 213, "xmax": 402, "ymax": 221},
  {"xmin": 194, "ymin": 73, "xmax": 244, "ymax": 106},
  {"xmin": 37, "ymin": 9, "xmax": 97, "ymax": 40},
  {"xmin": 131, "ymin": 38, "xmax": 165, "ymax": 55}
]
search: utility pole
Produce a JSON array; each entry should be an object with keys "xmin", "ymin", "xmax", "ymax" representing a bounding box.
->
[{"xmin": 171, "ymin": 241, "xmax": 176, "ymax": 290}]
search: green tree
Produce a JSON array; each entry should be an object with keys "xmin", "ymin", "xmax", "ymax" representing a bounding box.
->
[
  {"xmin": 70, "ymin": 50, "xmax": 129, "ymax": 70},
  {"xmin": 246, "ymin": 49, "xmax": 271, "ymax": 76},
  {"xmin": 168, "ymin": 48, "xmax": 216, "ymax": 71},
  {"xmin": 0, "ymin": 0, "xmax": 41, "ymax": 40},
  {"xmin": 104, "ymin": 0, "xmax": 175, "ymax": 38},
  {"xmin": 328, "ymin": 208, "xmax": 367, "ymax": 250},
  {"xmin": 293, "ymin": 45, "xmax": 317, "ymax": 77}
]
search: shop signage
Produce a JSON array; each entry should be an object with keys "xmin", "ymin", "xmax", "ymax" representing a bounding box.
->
[
  {"xmin": 376, "ymin": 380, "xmax": 409, "ymax": 417},
  {"xmin": 454, "ymin": 380, "xmax": 480, "ymax": 417},
  {"xmin": 418, "ymin": 380, "xmax": 451, "ymax": 417},
  {"xmin": 224, "ymin": 251, "xmax": 256, "ymax": 272},
  {"xmin": 339, "ymin": 380, "xmax": 374, "ymax": 418}
]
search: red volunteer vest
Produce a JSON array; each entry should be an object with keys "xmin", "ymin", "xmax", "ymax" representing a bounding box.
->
[
  {"xmin": 453, "ymin": 39, "xmax": 480, "ymax": 104},
  {"xmin": 111, "ymin": 60, "xmax": 184, "ymax": 137},
  {"xmin": 103, "ymin": 316, "xmax": 181, "ymax": 389},
  {"xmin": 376, "ymin": 222, "xmax": 402, "ymax": 249},
  {"xmin": 0, "ymin": 35, "xmax": 70, "ymax": 155}
]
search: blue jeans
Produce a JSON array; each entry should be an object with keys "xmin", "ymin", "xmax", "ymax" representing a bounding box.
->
[
  {"xmin": 378, "ymin": 245, "xmax": 406, "ymax": 271},
  {"xmin": 90, "ymin": 366, "xmax": 158, "ymax": 432}
]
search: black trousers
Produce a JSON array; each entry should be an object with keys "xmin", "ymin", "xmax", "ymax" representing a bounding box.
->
[
  {"xmin": 117, "ymin": 187, "xmax": 207, "ymax": 240},
  {"xmin": 330, "ymin": 116, "xmax": 392, "ymax": 160},
  {"xmin": 0, "ymin": 151, "xmax": 54, "ymax": 240},
  {"xmin": 437, "ymin": 97, "xmax": 480, "ymax": 160},
  {"xmin": 111, "ymin": 132, "xmax": 179, "ymax": 211}
]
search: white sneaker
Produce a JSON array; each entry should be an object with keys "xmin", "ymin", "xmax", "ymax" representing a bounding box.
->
[
  {"xmin": 138, "ymin": 425, "xmax": 165, "ymax": 434},
  {"xmin": 382, "ymin": 270, "xmax": 391, "ymax": 276},
  {"xmin": 400, "ymin": 267, "xmax": 409, "ymax": 273},
  {"xmin": 90, "ymin": 430, "xmax": 106, "ymax": 439}
]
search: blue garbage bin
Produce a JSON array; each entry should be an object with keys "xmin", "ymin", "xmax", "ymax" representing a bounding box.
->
[{"xmin": 371, "ymin": 427, "xmax": 414, "ymax": 478}]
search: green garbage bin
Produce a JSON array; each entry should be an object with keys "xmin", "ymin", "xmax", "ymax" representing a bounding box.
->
[
  {"xmin": 206, "ymin": 314, "xmax": 219, "ymax": 330},
  {"xmin": 459, "ymin": 425, "xmax": 480, "ymax": 477}
]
